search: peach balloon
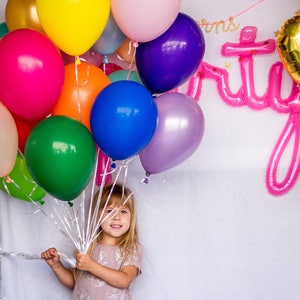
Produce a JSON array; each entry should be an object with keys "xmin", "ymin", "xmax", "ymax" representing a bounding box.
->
[
  {"xmin": 52, "ymin": 62, "xmax": 110, "ymax": 131},
  {"xmin": 117, "ymin": 38, "xmax": 136, "ymax": 64},
  {"xmin": 0, "ymin": 102, "xmax": 18, "ymax": 177}
]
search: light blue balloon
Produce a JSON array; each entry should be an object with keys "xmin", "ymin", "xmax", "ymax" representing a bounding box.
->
[{"xmin": 91, "ymin": 12, "xmax": 126, "ymax": 56}]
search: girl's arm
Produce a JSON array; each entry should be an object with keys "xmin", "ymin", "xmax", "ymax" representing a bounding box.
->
[
  {"xmin": 76, "ymin": 253, "xmax": 138, "ymax": 289},
  {"xmin": 41, "ymin": 247, "xmax": 75, "ymax": 289}
]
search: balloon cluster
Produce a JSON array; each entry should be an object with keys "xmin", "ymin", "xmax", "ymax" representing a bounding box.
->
[{"xmin": 0, "ymin": 0, "xmax": 206, "ymax": 202}]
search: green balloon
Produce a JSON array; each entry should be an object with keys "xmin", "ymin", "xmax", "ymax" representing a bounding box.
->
[
  {"xmin": 25, "ymin": 116, "xmax": 96, "ymax": 201},
  {"xmin": 0, "ymin": 152, "xmax": 46, "ymax": 203},
  {"xmin": 0, "ymin": 22, "xmax": 8, "ymax": 38},
  {"xmin": 108, "ymin": 70, "xmax": 143, "ymax": 85}
]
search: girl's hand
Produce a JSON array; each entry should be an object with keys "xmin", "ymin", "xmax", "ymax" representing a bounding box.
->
[
  {"xmin": 75, "ymin": 253, "xmax": 96, "ymax": 271},
  {"xmin": 41, "ymin": 247, "xmax": 61, "ymax": 268}
]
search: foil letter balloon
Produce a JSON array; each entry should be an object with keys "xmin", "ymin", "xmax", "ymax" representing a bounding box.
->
[{"xmin": 277, "ymin": 14, "xmax": 300, "ymax": 84}]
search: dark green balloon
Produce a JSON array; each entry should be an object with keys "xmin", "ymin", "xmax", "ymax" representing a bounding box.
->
[
  {"xmin": 0, "ymin": 22, "xmax": 8, "ymax": 38},
  {"xmin": 25, "ymin": 116, "xmax": 96, "ymax": 201}
]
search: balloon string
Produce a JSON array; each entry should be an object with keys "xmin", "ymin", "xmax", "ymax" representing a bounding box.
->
[
  {"xmin": 127, "ymin": 41, "xmax": 138, "ymax": 81},
  {"xmin": 0, "ymin": 248, "xmax": 76, "ymax": 268},
  {"xmin": 74, "ymin": 56, "xmax": 82, "ymax": 123},
  {"xmin": 198, "ymin": 0, "xmax": 264, "ymax": 26}
]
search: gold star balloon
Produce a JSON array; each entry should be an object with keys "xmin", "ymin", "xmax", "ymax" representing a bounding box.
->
[{"xmin": 277, "ymin": 13, "xmax": 300, "ymax": 84}]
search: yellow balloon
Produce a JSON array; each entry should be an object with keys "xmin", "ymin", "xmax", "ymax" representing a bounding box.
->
[
  {"xmin": 5, "ymin": 0, "xmax": 44, "ymax": 33},
  {"xmin": 36, "ymin": 0, "xmax": 110, "ymax": 56},
  {"xmin": 277, "ymin": 15, "xmax": 300, "ymax": 84}
]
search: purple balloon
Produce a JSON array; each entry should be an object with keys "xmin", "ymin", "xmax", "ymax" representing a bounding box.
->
[
  {"xmin": 139, "ymin": 93, "xmax": 205, "ymax": 174},
  {"xmin": 135, "ymin": 13, "xmax": 205, "ymax": 94}
]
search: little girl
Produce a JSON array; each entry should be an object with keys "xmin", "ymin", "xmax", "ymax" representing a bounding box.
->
[{"xmin": 41, "ymin": 183, "xmax": 143, "ymax": 300}]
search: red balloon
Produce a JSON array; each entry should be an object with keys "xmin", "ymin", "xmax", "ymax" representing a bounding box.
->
[
  {"xmin": 99, "ymin": 62, "xmax": 123, "ymax": 75},
  {"xmin": 12, "ymin": 113, "xmax": 38, "ymax": 153}
]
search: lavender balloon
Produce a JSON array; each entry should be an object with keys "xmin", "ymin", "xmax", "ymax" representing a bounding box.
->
[
  {"xmin": 139, "ymin": 93, "xmax": 205, "ymax": 175},
  {"xmin": 136, "ymin": 13, "xmax": 205, "ymax": 94}
]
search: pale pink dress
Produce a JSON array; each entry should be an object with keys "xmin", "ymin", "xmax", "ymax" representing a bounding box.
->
[{"xmin": 72, "ymin": 243, "xmax": 143, "ymax": 300}]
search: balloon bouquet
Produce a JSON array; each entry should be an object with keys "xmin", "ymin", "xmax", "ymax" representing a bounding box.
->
[{"xmin": 0, "ymin": 0, "xmax": 206, "ymax": 257}]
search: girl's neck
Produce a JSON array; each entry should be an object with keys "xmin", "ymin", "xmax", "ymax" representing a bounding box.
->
[{"xmin": 98, "ymin": 234, "xmax": 118, "ymax": 246}]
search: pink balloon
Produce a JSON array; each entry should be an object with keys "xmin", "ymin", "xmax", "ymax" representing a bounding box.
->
[
  {"xmin": 111, "ymin": 0, "xmax": 182, "ymax": 42},
  {"xmin": 95, "ymin": 147, "xmax": 112, "ymax": 186},
  {"xmin": 0, "ymin": 102, "xmax": 18, "ymax": 177},
  {"xmin": 139, "ymin": 93, "xmax": 204, "ymax": 175},
  {"xmin": 0, "ymin": 29, "xmax": 64, "ymax": 122}
]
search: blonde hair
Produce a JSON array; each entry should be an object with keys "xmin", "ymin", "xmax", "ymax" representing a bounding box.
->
[
  {"xmin": 74, "ymin": 182, "xmax": 139, "ymax": 279},
  {"xmin": 96, "ymin": 182, "xmax": 139, "ymax": 255}
]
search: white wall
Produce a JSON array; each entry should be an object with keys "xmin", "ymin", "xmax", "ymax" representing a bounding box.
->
[{"xmin": 1, "ymin": 0, "xmax": 300, "ymax": 299}]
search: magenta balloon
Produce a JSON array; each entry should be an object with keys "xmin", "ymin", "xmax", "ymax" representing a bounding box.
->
[
  {"xmin": 139, "ymin": 93, "xmax": 205, "ymax": 174},
  {"xmin": 0, "ymin": 29, "xmax": 64, "ymax": 122}
]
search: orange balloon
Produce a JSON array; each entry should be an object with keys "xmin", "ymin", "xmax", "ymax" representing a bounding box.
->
[
  {"xmin": 5, "ymin": 0, "xmax": 44, "ymax": 33},
  {"xmin": 52, "ymin": 62, "xmax": 110, "ymax": 131},
  {"xmin": 117, "ymin": 38, "xmax": 136, "ymax": 64}
]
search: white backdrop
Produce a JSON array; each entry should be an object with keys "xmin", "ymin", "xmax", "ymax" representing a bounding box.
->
[{"xmin": 1, "ymin": 0, "xmax": 300, "ymax": 299}]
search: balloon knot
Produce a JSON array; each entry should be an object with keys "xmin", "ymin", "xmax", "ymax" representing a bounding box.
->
[
  {"xmin": 141, "ymin": 172, "xmax": 151, "ymax": 184},
  {"xmin": 5, "ymin": 176, "xmax": 11, "ymax": 183},
  {"xmin": 103, "ymin": 55, "xmax": 109, "ymax": 64},
  {"xmin": 68, "ymin": 201, "xmax": 74, "ymax": 207},
  {"xmin": 133, "ymin": 41, "xmax": 139, "ymax": 48},
  {"xmin": 75, "ymin": 56, "xmax": 81, "ymax": 65},
  {"xmin": 111, "ymin": 161, "xmax": 117, "ymax": 169}
]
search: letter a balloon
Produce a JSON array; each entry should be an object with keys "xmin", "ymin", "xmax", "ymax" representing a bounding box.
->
[{"xmin": 36, "ymin": 0, "xmax": 110, "ymax": 56}]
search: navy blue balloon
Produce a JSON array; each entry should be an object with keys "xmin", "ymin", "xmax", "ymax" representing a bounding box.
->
[
  {"xmin": 135, "ymin": 13, "xmax": 205, "ymax": 94},
  {"xmin": 90, "ymin": 80, "xmax": 158, "ymax": 160}
]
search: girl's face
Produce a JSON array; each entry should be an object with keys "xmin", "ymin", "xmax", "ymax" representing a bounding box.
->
[{"xmin": 100, "ymin": 203, "xmax": 131, "ymax": 245}]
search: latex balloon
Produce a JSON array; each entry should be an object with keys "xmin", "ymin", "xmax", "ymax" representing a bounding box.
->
[
  {"xmin": 36, "ymin": 0, "xmax": 110, "ymax": 56},
  {"xmin": 117, "ymin": 37, "xmax": 136, "ymax": 64},
  {"xmin": 139, "ymin": 93, "xmax": 205, "ymax": 175},
  {"xmin": 12, "ymin": 113, "xmax": 38, "ymax": 153},
  {"xmin": 52, "ymin": 62, "xmax": 110, "ymax": 131},
  {"xmin": 61, "ymin": 50, "xmax": 103, "ymax": 67},
  {"xmin": 100, "ymin": 62, "xmax": 123, "ymax": 75},
  {"xmin": 5, "ymin": 0, "xmax": 44, "ymax": 33},
  {"xmin": 90, "ymin": 80, "xmax": 158, "ymax": 160},
  {"xmin": 91, "ymin": 11, "xmax": 126, "ymax": 56},
  {"xmin": 25, "ymin": 116, "xmax": 96, "ymax": 201},
  {"xmin": 136, "ymin": 13, "xmax": 205, "ymax": 94},
  {"xmin": 111, "ymin": 0, "xmax": 182, "ymax": 42},
  {"xmin": 108, "ymin": 70, "xmax": 143, "ymax": 84},
  {"xmin": 0, "ymin": 22, "xmax": 8, "ymax": 37},
  {"xmin": 0, "ymin": 152, "xmax": 46, "ymax": 202},
  {"xmin": 277, "ymin": 14, "xmax": 300, "ymax": 84},
  {"xmin": 95, "ymin": 147, "xmax": 112, "ymax": 186},
  {"xmin": 0, "ymin": 29, "xmax": 64, "ymax": 122},
  {"xmin": 0, "ymin": 102, "xmax": 18, "ymax": 177}
]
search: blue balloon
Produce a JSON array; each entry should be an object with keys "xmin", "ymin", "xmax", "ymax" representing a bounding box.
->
[
  {"xmin": 135, "ymin": 13, "xmax": 205, "ymax": 94},
  {"xmin": 90, "ymin": 81, "xmax": 158, "ymax": 160},
  {"xmin": 91, "ymin": 12, "xmax": 126, "ymax": 56}
]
